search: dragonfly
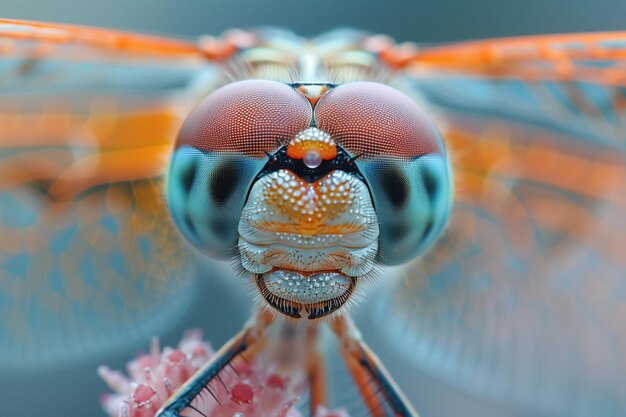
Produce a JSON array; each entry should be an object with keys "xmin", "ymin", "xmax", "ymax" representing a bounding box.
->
[{"xmin": 0, "ymin": 18, "xmax": 625, "ymax": 417}]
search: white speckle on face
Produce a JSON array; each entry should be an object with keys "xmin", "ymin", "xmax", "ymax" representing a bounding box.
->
[
  {"xmin": 264, "ymin": 270, "xmax": 351, "ymax": 304},
  {"xmin": 237, "ymin": 170, "xmax": 379, "ymax": 279}
]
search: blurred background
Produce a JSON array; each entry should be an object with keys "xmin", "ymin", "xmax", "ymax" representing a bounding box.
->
[
  {"xmin": 1, "ymin": 1, "xmax": 625, "ymax": 417},
  {"xmin": 3, "ymin": 0, "xmax": 626, "ymax": 43}
]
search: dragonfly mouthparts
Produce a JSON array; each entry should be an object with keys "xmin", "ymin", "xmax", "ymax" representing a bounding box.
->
[{"xmin": 255, "ymin": 270, "xmax": 356, "ymax": 320}]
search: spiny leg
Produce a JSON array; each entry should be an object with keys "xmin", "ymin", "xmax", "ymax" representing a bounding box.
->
[
  {"xmin": 156, "ymin": 310, "xmax": 274, "ymax": 417},
  {"xmin": 332, "ymin": 315, "xmax": 419, "ymax": 417},
  {"xmin": 156, "ymin": 310, "xmax": 337, "ymax": 417}
]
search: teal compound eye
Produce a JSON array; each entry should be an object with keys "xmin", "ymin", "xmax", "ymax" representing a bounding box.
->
[
  {"xmin": 356, "ymin": 155, "xmax": 453, "ymax": 265},
  {"xmin": 166, "ymin": 79, "xmax": 312, "ymax": 259},
  {"xmin": 314, "ymin": 81, "xmax": 454, "ymax": 265}
]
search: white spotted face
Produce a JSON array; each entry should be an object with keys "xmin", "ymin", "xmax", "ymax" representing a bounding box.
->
[{"xmin": 238, "ymin": 165, "xmax": 379, "ymax": 319}]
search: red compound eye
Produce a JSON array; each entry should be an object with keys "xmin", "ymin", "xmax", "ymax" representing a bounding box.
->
[
  {"xmin": 314, "ymin": 81, "xmax": 444, "ymax": 158},
  {"xmin": 177, "ymin": 80, "xmax": 313, "ymax": 157}
]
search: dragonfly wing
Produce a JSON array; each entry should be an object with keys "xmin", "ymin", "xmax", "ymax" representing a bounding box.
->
[
  {"xmin": 374, "ymin": 32, "xmax": 626, "ymax": 417},
  {"xmin": 0, "ymin": 20, "xmax": 234, "ymax": 370}
]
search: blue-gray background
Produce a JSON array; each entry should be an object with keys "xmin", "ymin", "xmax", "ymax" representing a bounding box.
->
[
  {"xmin": 4, "ymin": 0, "xmax": 626, "ymax": 42},
  {"xmin": 1, "ymin": 1, "xmax": 625, "ymax": 417}
]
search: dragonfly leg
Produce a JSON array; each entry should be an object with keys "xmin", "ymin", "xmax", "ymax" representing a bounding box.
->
[
  {"xmin": 156, "ymin": 309, "xmax": 274, "ymax": 417},
  {"xmin": 331, "ymin": 315, "xmax": 419, "ymax": 417}
]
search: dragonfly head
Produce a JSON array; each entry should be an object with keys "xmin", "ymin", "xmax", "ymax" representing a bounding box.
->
[
  {"xmin": 238, "ymin": 127, "xmax": 379, "ymax": 319},
  {"xmin": 167, "ymin": 79, "xmax": 453, "ymax": 320}
]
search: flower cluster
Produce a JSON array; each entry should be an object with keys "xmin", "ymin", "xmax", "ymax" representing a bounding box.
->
[
  {"xmin": 99, "ymin": 330, "xmax": 213, "ymax": 417},
  {"xmin": 99, "ymin": 330, "xmax": 350, "ymax": 417}
]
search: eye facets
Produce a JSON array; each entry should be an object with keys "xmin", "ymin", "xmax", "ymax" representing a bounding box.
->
[{"xmin": 263, "ymin": 270, "xmax": 351, "ymax": 304}]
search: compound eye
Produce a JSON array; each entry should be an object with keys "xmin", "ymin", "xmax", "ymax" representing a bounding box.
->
[
  {"xmin": 314, "ymin": 81, "xmax": 444, "ymax": 159},
  {"xmin": 168, "ymin": 80, "xmax": 313, "ymax": 259},
  {"xmin": 315, "ymin": 82, "xmax": 452, "ymax": 265},
  {"xmin": 361, "ymin": 156, "xmax": 452, "ymax": 265},
  {"xmin": 177, "ymin": 79, "xmax": 312, "ymax": 156}
]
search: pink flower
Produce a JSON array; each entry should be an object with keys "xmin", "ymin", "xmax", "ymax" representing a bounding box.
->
[
  {"xmin": 99, "ymin": 330, "xmax": 213, "ymax": 417},
  {"xmin": 99, "ymin": 330, "xmax": 350, "ymax": 417}
]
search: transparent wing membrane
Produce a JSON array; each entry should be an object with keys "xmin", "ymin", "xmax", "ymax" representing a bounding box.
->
[
  {"xmin": 0, "ymin": 179, "xmax": 199, "ymax": 370},
  {"xmin": 0, "ymin": 19, "xmax": 231, "ymax": 370},
  {"xmin": 403, "ymin": 32, "xmax": 626, "ymax": 87},
  {"xmin": 374, "ymin": 32, "xmax": 626, "ymax": 416}
]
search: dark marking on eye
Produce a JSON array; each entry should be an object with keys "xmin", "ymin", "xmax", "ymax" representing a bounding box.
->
[
  {"xmin": 422, "ymin": 167, "xmax": 438, "ymax": 205},
  {"xmin": 184, "ymin": 214, "xmax": 198, "ymax": 240},
  {"xmin": 210, "ymin": 163, "xmax": 239, "ymax": 204},
  {"xmin": 422, "ymin": 218, "xmax": 434, "ymax": 240},
  {"xmin": 180, "ymin": 159, "xmax": 197, "ymax": 194},
  {"xmin": 380, "ymin": 168, "xmax": 407, "ymax": 207},
  {"xmin": 386, "ymin": 223, "xmax": 409, "ymax": 242},
  {"xmin": 209, "ymin": 218, "xmax": 233, "ymax": 240}
]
